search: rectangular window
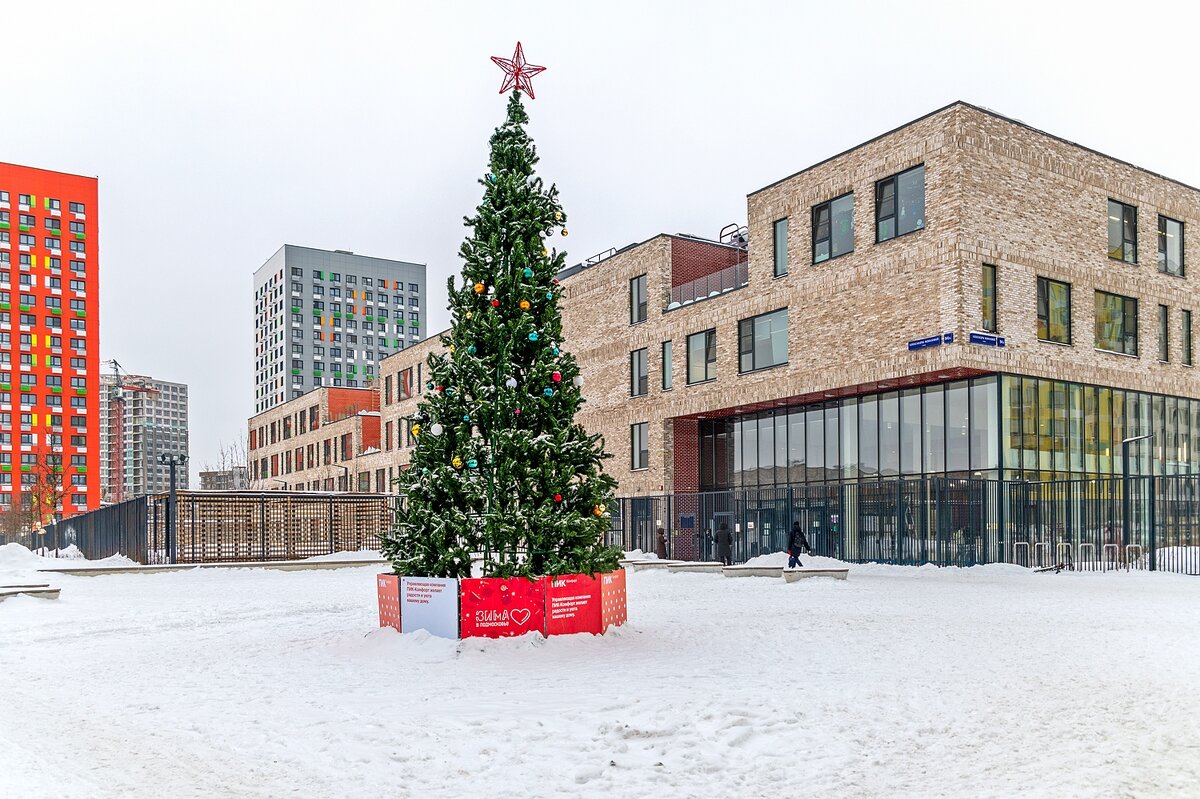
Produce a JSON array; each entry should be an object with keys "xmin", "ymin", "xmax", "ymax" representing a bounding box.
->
[
  {"xmin": 1107, "ymin": 199, "xmax": 1137, "ymax": 263},
  {"xmin": 686, "ymin": 329, "xmax": 717, "ymax": 384},
  {"xmin": 1037, "ymin": 277, "xmax": 1072, "ymax": 344},
  {"xmin": 773, "ymin": 218, "xmax": 789, "ymax": 276},
  {"xmin": 1158, "ymin": 215, "xmax": 1184, "ymax": 276},
  {"xmin": 812, "ymin": 194, "xmax": 853, "ymax": 263},
  {"xmin": 1095, "ymin": 290, "xmax": 1139, "ymax": 355},
  {"xmin": 981, "ymin": 263, "xmax": 997, "ymax": 332},
  {"xmin": 1183, "ymin": 310, "xmax": 1193, "ymax": 366},
  {"xmin": 630, "ymin": 422, "xmax": 649, "ymax": 470},
  {"xmin": 1159, "ymin": 304, "xmax": 1170, "ymax": 361},
  {"xmin": 875, "ymin": 164, "xmax": 925, "ymax": 242},
  {"xmin": 661, "ymin": 341, "xmax": 673, "ymax": 390},
  {"xmin": 738, "ymin": 308, "xmax": 789, "ymax": 372},
  {"xmin": 629, "ymin": 274, "xmax": 647, "ymax": 324},
  {"xmin": 630, "ymin": 348, "xmax": 648, "ymax": 397}
]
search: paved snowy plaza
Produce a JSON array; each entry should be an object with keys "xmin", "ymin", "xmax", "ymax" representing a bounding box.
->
[{"xmin": 2, "ymin": 546, "xmax": 1199, "ymax": 799}]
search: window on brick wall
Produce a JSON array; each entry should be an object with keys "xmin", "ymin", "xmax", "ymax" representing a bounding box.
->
[
  {"xmin": 1095, "ymin": 290, "xmax": 1138, "ymax": 355},
  {"xmin": 875, "ymin": 165, "xmax": 925, "ymax": 243},
  {"xmin": 630, "ymin": 348, "xmax": 648, "ymax": 397},
  {"xmin": 1158, "ymin": 304, "xmax": 1170, "ymax": 361},
  {"xmin": 812, "ymin": 193, "xmax": 853, "ymax": 263},
  {"xmin": 1159, "ymin": 215, "xmax": 1184, "ymax": 276},
  {"xmin": 773, "ymin": 218, "xmax": 789, "ymax": 276},
  {"xmin": 1108, "ymin": 200, "xmax": 1137, "ymax": 263},
  {"xmin": 1037, "ymin": 277, "xmax": 1072, "ymax": 345},
  {"xmin": 1183, "ymin": 310, "xmax": 1194, "ymax": 366},
  {"xmin": 629, "ymin": 274, "xmax": 647, "ymax": 324},
  {"xmin": 687, "ymin": 329, "xmax": 717, "ymax": 384},
  {"xmin": 981, "ymin": 264, "xmax": 997, "ymax": 333},
  {"xmin": 661, "ymin": 341, "xmax": 673, "ymax": 390},
  {"xmin": 738, "ymin": 308, "xmax": 789, "ymax": 373},
  {"xmin": 631, "ymin": 422, "xmax": 649, "ymax": 470}
]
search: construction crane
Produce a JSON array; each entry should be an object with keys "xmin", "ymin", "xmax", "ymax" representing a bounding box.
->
[{"xmin": 104, "ymin": 359, "xmax": 160, "ymax": 504}]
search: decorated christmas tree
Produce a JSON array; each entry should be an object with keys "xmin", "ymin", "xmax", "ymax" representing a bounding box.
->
[{"xmin": 382, "ymin": 46, "xmax": 621, "ymax": 579}]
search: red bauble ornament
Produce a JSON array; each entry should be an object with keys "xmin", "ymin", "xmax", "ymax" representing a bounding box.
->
[
  {"xmin": 436, "ymin": 385, "xmax": 444, "ymax": 392},
  {"xmin": 551, "ymin": 278, "xmax": 559, "ymax": 285},
  {"xmin": 491, "ymin": 299, "xmax": 500, "ymax": 308},
  {"xmin": 554, "ymin": 493, "xmax": 562, "ymax": 503},
  {"xmin": 491, "ymin": 42, "xmax": 546, "ymax": 99},
  {"xmin": 552, "ymin": 372, "xmax": 562, "ymax": 382},
  {"xmin": 514, "ymin": 408, "xmax": 521, "ymax": 415}
]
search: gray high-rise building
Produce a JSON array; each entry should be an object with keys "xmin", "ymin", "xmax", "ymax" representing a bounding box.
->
[
  {"xmin": 99, "ymin": 373, "xmax": 190, "ymax": 503},
  {"xmin": 253, "ymin": 245, "xmax": 427, "ymax": 413}
]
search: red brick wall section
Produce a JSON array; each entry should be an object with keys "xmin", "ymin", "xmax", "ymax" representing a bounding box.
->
[
  {"xmin": 669, "ymin": 237, "xmax": 745, "ymax": 288},
  {"xmin": 672, "ymin": 417, "xmax": 700, "ymax": 492},
  {"xmin": 360, "ymin": 414, "xmax": 381, "ymax": 452},
  {"xmin": 326, "ymin": 387, "xmax": 380, "ymax": 421}
]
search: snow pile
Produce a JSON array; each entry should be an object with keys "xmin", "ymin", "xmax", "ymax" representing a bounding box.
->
[
  {"xmin": 0, "ymin": 543, "xmax": 136, "ymax": 574},
  {"xmin": 1, "ymin": 558, "xmax": 1198, "ymax": 798},
  {"xmin": 623, "ymin": 549, "xmax": 657, "ymax": 560},
  {"xmin": 1144, "ymin": 546, "xmax": 1200, "ymax": 573},
  {"xmin": 303, "ymin": 549, "xmax": 383, "ymax": 562},
  {"xmin": 0, "ymin": 543, "xmax": 45, "ymax": 569}
]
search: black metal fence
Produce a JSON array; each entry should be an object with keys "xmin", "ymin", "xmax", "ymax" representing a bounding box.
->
[
  {"xmin": 607, "ymin": 476, "xmax": 1200, "ymax": 575},
  {"xmin": 24, "ymin": 492, "xmax": 397, "ymax": 564}
]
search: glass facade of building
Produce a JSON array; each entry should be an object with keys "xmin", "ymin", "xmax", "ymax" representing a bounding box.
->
[{"xmin": 698, "ymin": 374, "xmax": 1200, "ymax": 489}]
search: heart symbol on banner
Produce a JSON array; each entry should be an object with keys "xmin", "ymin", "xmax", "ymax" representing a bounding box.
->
[{"xmin": 510, "ymin": 608, "xmax": 531, "ymax": 626}]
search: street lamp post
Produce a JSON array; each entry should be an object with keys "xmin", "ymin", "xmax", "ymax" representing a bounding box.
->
[
  {"xmin": 158, "ymin": 452, "xmax": 189, "ymax": 564},
  {"xmin": 1121, "ymin": 433, "xmax": 1154, "ymax": 569}
]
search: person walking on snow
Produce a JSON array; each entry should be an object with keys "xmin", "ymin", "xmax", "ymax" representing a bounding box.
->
[
  {"xmin": 787, "ymin": 521, "xmax": 813, "ymax": 569},
  {"xmin": 655, "ymin": 527, "xmax": 668, "ymax": 560},
  {"xmin": 714, "ymin": 523, "xmax": 733, "ymax": 565}
]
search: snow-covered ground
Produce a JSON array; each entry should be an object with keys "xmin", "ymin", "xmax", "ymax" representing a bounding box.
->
[{"xmin": 2, "ymin": 546, "xmax": 1199, "ymax": 798}]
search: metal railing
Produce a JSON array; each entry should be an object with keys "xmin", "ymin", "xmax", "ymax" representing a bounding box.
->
[
  {"xmin": 667, "ymin": 260, "xmax": 749, "ymax": 309},
  {"xmin": 608, "ymin": 476, "xmax": 1200, "ymax": 575}
]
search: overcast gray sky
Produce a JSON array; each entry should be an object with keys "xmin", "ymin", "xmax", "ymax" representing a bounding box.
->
[{"xmin": 6, "ymin": 0, "xmax": 1198, "ymax": 479}]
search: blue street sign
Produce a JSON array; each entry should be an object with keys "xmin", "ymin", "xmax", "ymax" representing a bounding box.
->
[
  {"xmin": 968, "ymin": 332, "xmax": 1007, "ymax": 347},
  {"xmin": 908, "ymin": 333, "xmax": 954, "ymax": 351}
]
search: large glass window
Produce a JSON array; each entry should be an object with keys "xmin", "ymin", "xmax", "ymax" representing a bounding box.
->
[
  {"xmin": 773, "ymin": 218, "xmax": 788, "ymax": 277},
  {"xmin": 900, "ymin": 389, "xmax": 922, "ymax": 475},
  {"xmin": 661, "ymin": 341, "xmax": 673, "ymax": 390},
  {"xmin": 1037, "ymin": 277, "xmax": 1071, "ymax": 344},
  {"xmin": 1095, "ymin": 290, "xmax": 1138, "ymax": 355},
  {"xmin": 1158, "ymin": 215, "xmax": 1184, "ymax": 276},
  {"xmin": 686, "ymin": 329, "xmax": 717, "ymax": 384},
  {"xmin": 946, "ymin": 381, "xmax": 970, "ymax": 472},
  {"xmin": 879, "ymin": 392, "xmax": 899, "ymax": 477},
  {"xmin": 629, "ymin": 274, "xmax": 647, "ymax": 324},
  {"xmin": 1107, "ymin": 199, "xmax": 1137, "ymax": 263},
  {"xmin": 875, "ymin": 165, "xmax": 925, "ymax": 243},
  {"xmin": 630, "ymin": 348, "xmax": 648, "ymax": 396},
  {"xmin": 923, "ymin": 386, "xmax": 945, "ymax": 473},
  {"xmin": 859, "ymin": 396, "xmax": 878, "ymax": 477},
  {"xmin": 630, "ymin": 423, "xmax": 648, "ymax": 470},
  {"xmin": 1158, "ymin": 304, "xmax": 1170, "ymax": 362},
  {"xmin": 1183, "ymin": 310, "xmax": 1193, "ymax": 367},
  {"xmin": 981, "ymin": 263, "xmax": 997, "ymax": 332},
  {"xmin": 812, "ymin": 193, "xmax": 854, "ymax": 263},
  {"xmin": 970, "ymin": 377, "xmax": 998, "ymax": 471},
  {"xmin": 738, "ymin": 308, "xmax": 788, "ymax": 372}
]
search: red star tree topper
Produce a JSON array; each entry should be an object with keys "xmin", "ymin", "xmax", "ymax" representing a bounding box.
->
[{"xmin": 491, "ymin": 41, "xmax": 546, "ymax": 99}]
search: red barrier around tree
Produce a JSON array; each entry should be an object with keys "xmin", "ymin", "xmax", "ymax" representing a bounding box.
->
[
  {"xmin": 544, "ymin": 573, "xmax": 603, "ymax": 636},
  {"xmin": 459, "ymin": 576, "xmax": 547, "ymax": 639},
  {"xmin": 376, "ymin": 574, "xmax": 402, "ymax": 632},
  {"xmin": 600, "ymin": 569, "xmax": 628, "ymax": 631}
]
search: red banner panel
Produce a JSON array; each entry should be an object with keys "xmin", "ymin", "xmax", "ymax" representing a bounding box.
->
[
  {"xmin": 544, "ymin": 573, "xmax": 603, "ymax": 636},
  {"xmin": 460, "ymin": 576, "xmax": 547, "ymax": 639},
  {"xmin": 600, "ymin": 569, "xmax": 628, "ymax": 631},
  {"xmin": 377, "ymin": 573, "xmax": 402, "ymax": 632}
]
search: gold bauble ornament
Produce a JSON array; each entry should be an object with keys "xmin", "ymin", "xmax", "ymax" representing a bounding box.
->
[
  {"xmin": 561, "ymin": 228, "xmax": 569, "ymax": 237},
  {"xmin": 519, "ymin": 299, "xmax": 531, "ymax": 311},
  {"xmin": 449, "ymin": 344, "xmax": 456, "ymax": 354},
  {"xmin": 452, "ymin": 456, "xmax": 463, "ymax": 469},
  {"xmin": 466, "ymin": 311, "xmax": 474, "ymax": 320},
  {"xmin": 554, "ymin": 211, "xmax": 563, "ymax": 221},
  {"xmin": 411, "ymin": 424, "xmax": 421, "ymax": 437},
  {"xmin": 473, "ymin": 282, "xmax": 485, "ymax": 294},
  {"xmin": 542, "ymin": 247, "xmax": 549, "ymax": 257},
  {"xmin": 592, "ymin": 504, "xmax": 605, "ymax": 517}
]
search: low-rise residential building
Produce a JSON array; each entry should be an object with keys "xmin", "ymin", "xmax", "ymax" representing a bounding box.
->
[{"xmin": 199, "ymin": 466, "xmax": 249, "ymax": 491}]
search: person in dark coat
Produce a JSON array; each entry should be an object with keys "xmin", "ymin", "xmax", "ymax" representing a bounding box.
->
[
  {"xmin": 655, "ymin": 527, "xmax": 668, "ymax": 560},
  {"xmin": 787, "ymin": 521, "xmax": 813, "ymax": 569},
  {"xmin": 714, "ymin": 523, "xmax": 733, "ymax": 565}
]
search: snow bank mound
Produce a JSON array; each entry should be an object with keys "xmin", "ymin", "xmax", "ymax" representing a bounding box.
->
[
  {"xmin": 304, "ymin": 549, "xmax": 382, "ymax": 562},
  {"xmin": 0, "ymin": 543, "xmax": 136, "ymax": 571},
  {"xmin": 0, "ymin": 543, "xmax": 44, "ymax": 568},
  {"xmin": 624, "ymin": 549, "xmax": 657, "ymax": 560}
]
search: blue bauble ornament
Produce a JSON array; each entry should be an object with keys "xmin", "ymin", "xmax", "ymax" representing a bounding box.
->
[
  {"xmin": 463, "ymin": 414, "xmax": 470, "ymax": 422},
  {"xmin": 467, "ymin": 345, "xmax": 476, "ymax": 354},
  {"xmin": 467, "ymin": 459, "xmax": 478, "ymax": 469},
  {"xmin": 543, "ymin": 387, "xmax": 554, "ymax": 397},
  {"xmin": 426, "ymin": 382, "xmax": 434, "ymax": 390},
  {"xmin": 523, "ymin": 267, "xmax": 533, "ymax": 279},
  {"xmin": 487, "ymin": 173, "xmax": 495, "ymax": 183},
  {"xmin": 545, "ymin": 291, "xmax": 553, "ymax": 299},
  {"xmin": 446, "ymin": 387, "xmax": 456, "ymax": 396},
  {"xmin": 552, "ymin": 347, "xmax": 560, "ymax": 356},
  {"xmin": 528, "ymin": 332, "xmax": 539, "ymax": 342}
]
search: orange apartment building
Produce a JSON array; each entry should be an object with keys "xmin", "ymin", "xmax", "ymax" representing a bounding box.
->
[{"xmin": 0, "ymin": 163, "xmax": 100, "ymax": 526}]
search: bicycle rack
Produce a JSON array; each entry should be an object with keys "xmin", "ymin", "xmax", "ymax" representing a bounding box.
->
[
  {"xmin": 1077, "ymin": 542, "xmax": 1097, "ymax": 571},
  {"xmin": 1125, "ymin": 544, "xmax": 1144, "ymax": 569},
  {"xmin": 1102, "ymin": 543, "xmax": 1121, "ymax": 571},
  {"xmin": 1012, "ymin": 541, "xmax": 1031, "ymax": 567},
  {"xmin": 1033, "ymin": 542, "xmax": 1052, "ymax": 568}
]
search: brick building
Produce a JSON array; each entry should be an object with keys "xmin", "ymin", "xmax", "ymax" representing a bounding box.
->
[{"xmin": 247, "ymin": 102, "xmax": 1200, "ymax": 527}]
